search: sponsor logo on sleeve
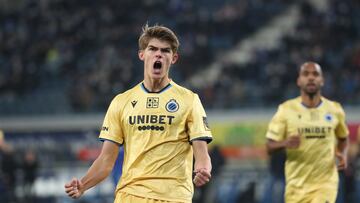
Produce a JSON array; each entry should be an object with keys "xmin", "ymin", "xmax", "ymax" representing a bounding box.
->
[
  {"xmin": 102, "ymin": 126, "xmax": 109, "ymax": 131},
  {"xmin": 203, "ymin": 117, "xmax": 210, "ymax": 131}
]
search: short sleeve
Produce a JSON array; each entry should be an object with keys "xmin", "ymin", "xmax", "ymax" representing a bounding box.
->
[
  {"xmin": 187, "ymin": 94, "xmax": 212, "ymax": 143},
  {"xmin": 266, "ymin": 105, "xmax": 287, "ymax": 141},
  {"xmin": 335, "ymin": 103, "xmax": 349, "ymax": 139},
  {"xmin": 99, "ymin": 95, "xmax": 124, "ymax": 145}
]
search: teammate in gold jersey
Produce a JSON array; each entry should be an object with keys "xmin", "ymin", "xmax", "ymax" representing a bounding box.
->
[
  {"xmin": 64, "ymin": 24, "xmax": 212, "ymax": 203},
  {"xmin": 265, "ymin": 62, "xmax": 349, "ymax": 203}
]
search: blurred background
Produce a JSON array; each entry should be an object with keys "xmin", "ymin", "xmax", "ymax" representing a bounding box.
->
[{"xmin": 0, "ymin": 0, "xmax": 359, "ymax": 202}]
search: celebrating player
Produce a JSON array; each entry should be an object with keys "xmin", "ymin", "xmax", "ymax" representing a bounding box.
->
[{"xmin": 64, "ymin": 24, "xmax": 212, "ymax": 203}]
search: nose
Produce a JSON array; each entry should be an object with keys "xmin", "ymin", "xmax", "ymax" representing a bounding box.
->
[
  {"xmin": 308, "ymin": 74, "xmax": 316, "ymax": 81},
  {"xmin": 155, "ymin": 50, "xmax": 163, "ymax": 58}
]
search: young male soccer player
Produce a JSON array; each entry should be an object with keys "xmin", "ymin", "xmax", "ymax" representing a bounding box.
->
[
  {"xmin": 64, "ymin": 24, "xmax": 212, "ymax": 203},
  {"xmin": 265, "ymin": 62, "xmax": 349, "ymax": 203}
]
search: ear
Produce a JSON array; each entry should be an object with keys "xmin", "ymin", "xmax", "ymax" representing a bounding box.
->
[
  {"xmin": 138, "ymin": 50, "xmax": 144, "ymax": 61},
  {"xmin": 171, "ymin": 53, "xmax": 179, "ymax": 64}
]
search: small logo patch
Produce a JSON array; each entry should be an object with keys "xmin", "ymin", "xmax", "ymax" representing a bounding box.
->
[
  {"xmin": 203, "ymin": 117, "xmax": 210, "ymax": 130},
  {"xmin": 165, "ymin": 99, "xmax": 179, "ymax": 112},
  {"xmin": 146, "ymin": 97, "xmax": 159, "ymax": 108},
  {"xmin": 325, "ymin": 113, "xmax": 333, "ymax": 122},
  {"xmin": 131, "ymin": 100, "xmax": 137, "ymax": 108},
  {"xmin": 310, "ymin": 111, "xmax": 319, "ymax": 121},
  {"xmin": 102, "ymin": 126, "xmax": 109, "ymax": 131}
]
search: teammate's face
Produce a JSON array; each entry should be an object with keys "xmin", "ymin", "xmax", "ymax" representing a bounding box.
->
[
  {"xmin": 297, "ymin": 63, "xmax": 324, "ymax": 95},
  {"xmin": 139, "ymin": 38, "xmax": 178, "ymax": 80}
]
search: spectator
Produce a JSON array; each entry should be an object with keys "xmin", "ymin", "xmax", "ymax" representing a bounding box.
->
[
  {"xmin": 0, "ymin": 130, "xmax": 18, "ymax": 203},
  {"xmin": 22, "ymin": 149, "xmax": 38, "ymax": 202}
]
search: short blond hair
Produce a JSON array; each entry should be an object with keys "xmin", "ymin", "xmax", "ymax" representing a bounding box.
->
[{"xmin": 138, "ymin": 24, "xmax": 180, "ymax": 53}]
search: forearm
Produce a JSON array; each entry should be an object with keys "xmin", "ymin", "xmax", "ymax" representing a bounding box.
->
[
  {"xmin": 192, "ymin": 140, "xmax": 211, "ymax": 171},
  {"xmin": 266, "ymin": 139, "xmax": 286, "ymax": 154},
  {"xmin": 80, "ymin": 141, "xmax": 119, "ymax": 193},
  {"xmin": 337, "ymin": 137, "xmax": 349, "ymax": 155},
  {"xmin": 80, "ymin": 157, "xmax": 114, "ymax": 192}
]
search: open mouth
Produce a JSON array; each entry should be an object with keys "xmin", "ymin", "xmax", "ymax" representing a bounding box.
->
[
  {"xmin": 153, "ymin": 61, "xmax": 162, "ymax": 69},
  {"xmin": 307, "ymin": 83, "xmax": 316, "ymax": 87}
]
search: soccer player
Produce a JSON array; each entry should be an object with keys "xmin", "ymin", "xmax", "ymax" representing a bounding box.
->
[
  {"xmin": 64, "ymin": 24, "xmax": 213, "ymax": 203},
  {"xmin": 265, "ymin": 62, "xmax": 349, "ymax": 203}
]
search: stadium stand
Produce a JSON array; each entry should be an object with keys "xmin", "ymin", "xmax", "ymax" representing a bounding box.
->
[{"xmin": 0, "ymin": 0, "xmax": 296, "ymax": 115}]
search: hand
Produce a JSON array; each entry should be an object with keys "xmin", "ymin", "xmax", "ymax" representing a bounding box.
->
[
  {"xmin": 336, "ymin": 150, "xmax": 347, "ymax": 170},
  {"xmin": 193, "ymin": 168, "xmax": 211, "ymax": 187},
  {"xmin": 285, "ymin": 135, "xmax": 301, "ymax": 149},
  {"xmin": 64, "ymin": 178, "xmax": 84, "ymax": 199}
]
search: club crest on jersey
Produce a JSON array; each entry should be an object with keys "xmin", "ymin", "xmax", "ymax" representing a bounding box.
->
[
  {"xmin": 166, "ymin": 99, "xmax": 179, "ymax": 113},
  {"xmin": 324, "ymin": 113, "xmax": 333, "ymax": 122}
]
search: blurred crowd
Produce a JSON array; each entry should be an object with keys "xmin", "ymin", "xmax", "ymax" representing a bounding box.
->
[
  {"xmin": 199, "ymin": 0, "xmax": 360, "ymax": 108},
  {"xmin": 0, "ymin": 0, "xmax": 294, "ymax": 114},
  {"xmin": 0, "ymin": 0, "xmax": 359, "ymax": 115},
  {"xmin": 0, "ymin": 130, "xmax": 39, "ymax": 203}
]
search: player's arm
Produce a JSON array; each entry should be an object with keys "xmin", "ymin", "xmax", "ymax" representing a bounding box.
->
[
  {"xmin": 266, "ymin": 136, "xmax": 301, "ymax": 154},
  {"xmin": 266, "ymin": 105, "xmax": 300, "ymax": 154},
  {"xmin": 334, "ymin": 103, "xmax": 349, "ymax": 170},
  {"xmin": 192, "ymin": 140, "xmax": 211, "ymax": 187},
  {"xmin": 64, "ymin": 140, "xmax": 119, "ymax": 199},
  {"xmin": 336, "ymin": 137, "xmax": 349, "ymax": 170}
]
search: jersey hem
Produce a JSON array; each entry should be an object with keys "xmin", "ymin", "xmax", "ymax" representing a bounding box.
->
[
  {"xmin": 117, "ymin": 190, "xmax": 192, "ymax": 203},
  {"xmin": 99, "ymin": 138, "xmax": 122, "ymax": 146},
  {"xmin": 190, "ymin": 136, "xmax": 212, "ymax": 144}
]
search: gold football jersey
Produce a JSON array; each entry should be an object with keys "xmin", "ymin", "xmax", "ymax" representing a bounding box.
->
[
  {"xmin": 266, "ymin": 97, "xmax": 348, "ymax": 191},
  {"xmin": 99, "ymin": 80, "xmax": 212, "ymax": 202}
]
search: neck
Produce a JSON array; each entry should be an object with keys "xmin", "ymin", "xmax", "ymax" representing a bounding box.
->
[
  {"xmin": 143, "ymin": 77, "xmax": 171, "ymax": 92},
  {"xmin": 301, "ymin": 92, "xmax": 322, "ymax": 108}
]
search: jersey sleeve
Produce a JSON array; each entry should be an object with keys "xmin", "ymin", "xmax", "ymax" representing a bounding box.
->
[
  {"xmin": 187, "ymin": 94, "xmax": 212, "ymax": 143},
  {"xmin": 266, "ymin": 105, "xmax": 287, "ymax": 141},
  {"xmin": 99, "ymin": 95, "xmax": 124, "ymax": 145},
  {"xmin": 335, "ymin": 103, "xmax": 349, "ymax": 139}
]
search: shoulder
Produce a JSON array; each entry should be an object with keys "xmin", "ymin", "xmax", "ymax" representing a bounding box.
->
[
  {"xmin": 322, "ymin": 97, "xmax": 342, "ymax": 108},
  {"xmin": 278, "ymin": 97, "xmax": 301, "ymax": 110},
  {"xmin": 111, "ymin": 83, "xmax": 140, "ymax": 104},
  {"xmin": 171, "ymin": 81, "xmax": 197, "ymax": 98},
  {"xmin": 322, "ymin": 97, "xmax": 345, "ymax": 114}
]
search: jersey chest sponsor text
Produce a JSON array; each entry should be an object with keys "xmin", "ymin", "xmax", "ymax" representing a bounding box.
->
[
  {"xmin": 128, "ymin": 114, "xmax": 175, "ymax": 125},
  {"xmin": 297, "ymin": 126, "xmax": 333, "ymax": 139}
]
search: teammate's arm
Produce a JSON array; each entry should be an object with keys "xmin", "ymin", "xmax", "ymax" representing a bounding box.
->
[
  {"xmin": 334, "ymin": 103, "xmax": 349, "ymax": 170},
  {"xmin": 266, "ymin": 136, "xmax": 301, "ymax": 154},
  {"xmin": 64, "ymin": 141, "xmax": 119, "ymax": 199},
  {"xmin": 336, "ymin": 137, "xmax": 349, "ymax": 170},
  {"xmin": 192, "ymin": 140, "xmax": 211, "ymax": 187}
]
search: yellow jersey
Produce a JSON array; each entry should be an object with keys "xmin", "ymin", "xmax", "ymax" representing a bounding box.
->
[
  {"xmin": 99, "ymin": 80, "xmax": 212, "ymax": 202},
  {"xmin": 0, "ymin": 129, "xmax": 4, "ymax": 142},
  {"xmin": 266, "ymin": 97, "xmax": 348, "ymax": 190}
]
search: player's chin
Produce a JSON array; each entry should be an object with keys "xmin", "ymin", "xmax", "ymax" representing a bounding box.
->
[
  {"xmin": 151, "ymin": 73, "xmax": 165, "ymax": 79},
  {"xmin": 304, "ymin": 88, "xmax": 318, "ymax": 95}
]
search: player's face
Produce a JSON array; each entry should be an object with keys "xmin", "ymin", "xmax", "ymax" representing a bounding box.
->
[
  {"xmin": 297, "ymin": 63, "xmax": 324, "ymax": 95},
  {"xmin": 139, "ymin": 38, "xmax": 178, "ymax": 80}
]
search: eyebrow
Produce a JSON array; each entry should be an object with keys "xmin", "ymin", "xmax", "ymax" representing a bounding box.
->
[{"xmin": 148, "ymin": 45, "xmax": 171, "ymax": 50}]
